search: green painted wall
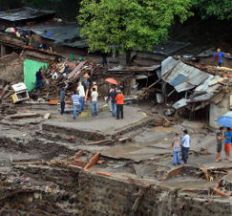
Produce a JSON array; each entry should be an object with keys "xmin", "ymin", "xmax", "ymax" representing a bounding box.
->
[{"xmin": 23, "ymin": 59, "xmax": 48, "ymax": 92}]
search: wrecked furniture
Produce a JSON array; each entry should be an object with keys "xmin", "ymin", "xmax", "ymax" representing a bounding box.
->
[{"xmin": 11, "ymin": 82, "xmax": 29, "ymax": 103}]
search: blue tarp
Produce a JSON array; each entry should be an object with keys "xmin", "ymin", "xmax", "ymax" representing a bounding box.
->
[{"xmin": 217, "ymin": 112, "xmax": 232, "ymax": 128}]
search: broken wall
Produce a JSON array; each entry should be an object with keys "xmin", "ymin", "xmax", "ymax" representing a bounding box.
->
[
  {"xmin": 210, "ymin": 93, "xmax": 231, "ymax": 128},
  {"xmin": 15, "ymin": 164, "xmax": 232, "ymax": 216},
  {"xmin": 23, "ymin": 58, "xmax": 48, "ymax": 91}
]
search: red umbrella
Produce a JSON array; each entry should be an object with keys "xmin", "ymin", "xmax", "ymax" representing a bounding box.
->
[{"xmin": 105, "ymin": 78, "xmax": 118, "ymax": 85}]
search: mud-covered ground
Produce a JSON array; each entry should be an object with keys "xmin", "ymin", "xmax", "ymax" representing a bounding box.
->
[{"xmin": 0, "ymin": 103, "xmax": 232, "ymax": 215}]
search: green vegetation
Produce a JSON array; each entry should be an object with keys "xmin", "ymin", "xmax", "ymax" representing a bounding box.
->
[
  {"xmin": 78, "ymin": 0, "xmax": 192, "ymax": 61},
  {"xmin": 192, "ymin": 0, "xmax": 232, "ymax": 20}
]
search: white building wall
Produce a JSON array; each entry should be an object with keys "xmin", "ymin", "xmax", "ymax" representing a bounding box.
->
[{"xmin": 209, "ymin": 94, "xmax": 230, "ymax": 128}]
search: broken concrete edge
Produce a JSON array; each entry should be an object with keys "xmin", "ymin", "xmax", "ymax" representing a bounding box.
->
[
  {"xmin": 5, "ymin": 112, "xmax": 41, "ymax": 120},
  {"xmin": 111, "ymin": 116, "xmax": 154, "ymax": 140},
  {"xmin": 42, "ymin": 122, "xmax": 106, "ymax": 141},
  {"xmin": 12, "ymin": 162, "xmax": 232, "ymax": 203}
]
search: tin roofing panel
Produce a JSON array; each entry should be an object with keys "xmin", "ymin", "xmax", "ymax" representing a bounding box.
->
[
  {"xmin": 161, "ymin": 57, "xmax": 179, "ymax": 77},
  {"xmin": 169, "ymin": 73, "xmax": 187, "ymax": 86},
  {"xmin": 188, "ymin": 70, "xmax": 209, "ymax": 86},
  {"xmin": 0, "ymin": 7, "xmax": 55, "ymax": 22},
  {"xmin": 172, "ymin": 98, "xmax": 188, "ymax": 109},
  {"xmin": 175, "ymin": 82, "xmax": 195, "ymax": 93}
]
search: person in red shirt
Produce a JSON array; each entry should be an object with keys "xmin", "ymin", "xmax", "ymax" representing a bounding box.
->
[{"xmin": 115, "ymin": 89, "xmax": 124, "ymax": 119}]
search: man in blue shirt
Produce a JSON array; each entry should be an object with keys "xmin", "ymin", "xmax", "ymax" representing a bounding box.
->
[
  {"xmin": 213, "ymin": 48, "xmax": 225, "ymax": 67},
  {"xmin": 71, "ymin": 90, "xmax": 80, "ymax": 120}
]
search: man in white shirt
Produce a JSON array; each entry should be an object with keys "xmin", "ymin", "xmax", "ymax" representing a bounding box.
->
[
  {"xmin": 91, "ymin": 88, "xmax": 98, "ymax": 116},
  {"xmin": 181, "ymin": 129, "xmax": 191, "ymax": 164},
  {"xmin": 77, "ymin": 82, "xmax": 85, "ymax": 112}
]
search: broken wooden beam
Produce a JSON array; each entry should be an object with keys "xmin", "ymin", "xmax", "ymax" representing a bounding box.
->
[{"xmin": 84, "ymin": 153, "xmax": 100, "ymax": 171}]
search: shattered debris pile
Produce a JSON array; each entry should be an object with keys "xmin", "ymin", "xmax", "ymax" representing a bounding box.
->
[{"xmin": 34, "ymin": 60, "xmax": 103, "ymax": 100}]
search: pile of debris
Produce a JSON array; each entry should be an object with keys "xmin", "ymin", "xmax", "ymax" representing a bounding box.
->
[{"xmin": 36, "ymin": 60, "xmax": 103, "ymax": 100}]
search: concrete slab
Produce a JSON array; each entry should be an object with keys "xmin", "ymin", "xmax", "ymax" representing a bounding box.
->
[{"xmin": 43, "ymin": 106, "xmax": 148, "ymax": 136}]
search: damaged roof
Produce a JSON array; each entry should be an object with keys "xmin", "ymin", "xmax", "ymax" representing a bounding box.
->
[
  {"xmin": 0, "ymin": 7, "xmax": 55, "ymax": 23},
  {"xmin": 161, "ymin": 57, "xmax": 225, "ymax": 110},
  {"xmin": 153, "ymin": 41, "xmax": 190, "ymax": 56},
  {"xmin": 22, "ymin": 22, "xmax": 87, "ymax": 48},
  {"xmin": 108, "ymin": 65, "xmax": 160, "ymax": 73},
  {"xmin": 161, "ymin": 57, "xmax": 210, "ymax": 92}
]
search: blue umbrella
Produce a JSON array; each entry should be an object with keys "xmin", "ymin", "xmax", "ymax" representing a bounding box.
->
[{"xmin": 217, "ymin": 111, "xmax": 232, "ymax": 128}]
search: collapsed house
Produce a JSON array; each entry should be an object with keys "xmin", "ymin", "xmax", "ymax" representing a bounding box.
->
[
  {"xmin": 158, "ymin": 57, "xmax": 232, "ymax": 128},
  {"xmin": 0, "ymin": 7, "xmax": 87, "ymax": 58},
  {"xmin": 0, "ymin": 7, "xmax": 90, "ymax": 94}
]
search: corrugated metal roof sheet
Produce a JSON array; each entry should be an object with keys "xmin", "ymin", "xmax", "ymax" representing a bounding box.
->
[
  {"xmin": 161, "ymin": 57, "xmax": 210, "ymax": 92},
  {"xmin": 188, "ymin": 70, "xmax": 209, "ymax": 86},
  {"xmin": 169, "ymin": 74, "xmax": 187, "ymax": 86},
  {"xmin": 23, "ymin": 23, "xmax": 80, "ymax": 43},
  {"xmin": 161, "ymin": 56, "xmax": 179, "ymax": 77},
  {"xmin": 153, "ymin": 41, "xmax": 190, "ymax": 56},
  {"xmin": 189, "ymin": 93, "xmax": 214, "ymax": 102},
  {"xmin": 175, "ymin": 82, "xmax": 195, "ymax": 93},
  {"xmin": 194, "ymin": 75, "xmax": 214, "ymax": 92},
  {"xmin": 172, "ymin": 98, "xmax": 188, "ymax": 109},
  {"xmin": 0, "ymin": 7, "xmax": 55, "ymax": 22},
  {"xmin": 21, "ymin": 22, "xmax": 87, "ymax": 48}
]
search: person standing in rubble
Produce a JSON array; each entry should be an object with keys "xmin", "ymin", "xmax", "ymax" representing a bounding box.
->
[
  {"xmin": 71, "ymin": 90, "xmax": 80, "ymax": 120},
  {"xmin": 91, "ymin": 81, "xmax": 98, "ymax": 92},
  {"xmin": 60, "ymin": 86, "xmax": 66, "ymax": 115},
  {"xmin": 35, "ymin": 68, "xmax": 44, "ymax": 90},
  {"xmin": 181, "ymin": 129, "xmax": 191, "ymax": 164},
  {"xmin": 91, "ymin": 87, "xmax": 98, "ymax": 116},
  {"xmin": 77, "ymin": 81, "xmax": 85, "ymax": 112},
  {"xmin": 224, "ymin": 128, "xmax": 232, "ymax": 160},
  {"xmin": 171, "ymin": 133, "xmax": 181, "ymax": 165},
  {"xmin": 102, "ymin": 53, "xmax": 108, "ymax": 67},
  {"xmin": 213, "ymin": 48, "xmax": 225, "ymax": 67},
  {"xmin": 216, "ymin": 127, "xmax": 224, "ymax": 162},
  {"xmin": 107, "ymin": 85, "xmax": 117, "ymax": 117},
  {"xmin": 82, "ymin": 73, "xmax": 90, "ymax": 102},
  {"xmin": 115, "ymin": 89, "xmax": 125, "ymax": 120}
]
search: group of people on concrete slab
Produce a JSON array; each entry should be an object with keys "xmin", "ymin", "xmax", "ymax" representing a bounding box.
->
[
  {"xmin": 106, "ymin": 85, "xmax": 125, "ymax": 120},
  {"xmin": 59, "ymin": 72, "xmax": 99, "ymax": 120},
  {"xmin": 59, "ymin": 75, "xmax": 126, "ymax": 120},
  {"xmin": 216, "ymin": 127, "xmax": 232, "ymax": 161},
  {"xmin": 171, "ymin": 129, "xmax": 191, "ymax": 165}
]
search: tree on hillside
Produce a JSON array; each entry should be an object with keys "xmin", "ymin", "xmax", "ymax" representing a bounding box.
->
[
  {"xmin": 78, "ymin": 0, "xmax": 192, "ymax": 64},
  {"xmin": 192, "ymin": 0, "xmax": 232, "ymax": 20}
]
